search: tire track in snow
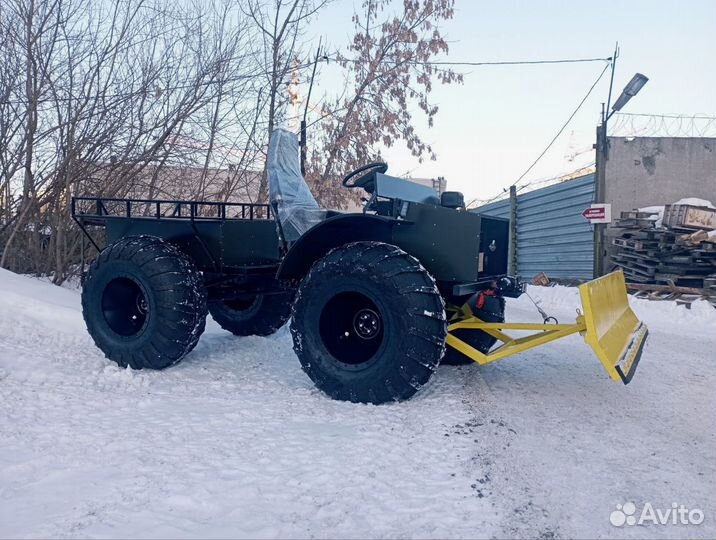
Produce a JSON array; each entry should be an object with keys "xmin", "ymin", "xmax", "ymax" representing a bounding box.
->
[
  {"xmin": 1, "ymin": 270, "xmax": 503, "ymax": 538},
  {"xmin": 460, "ymin": 362, "xmax": 562, "ymax": 539}
]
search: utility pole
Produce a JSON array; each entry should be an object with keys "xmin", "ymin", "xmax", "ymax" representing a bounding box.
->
[
  {"xmin": 593, "ymin": 69, "xmax": 650, "ymax": 279},
  {"xmin": 593, "ymin": 43, "xmax": 618, "ymax": 278},
  {"xmin": 593, "ymin": 107, "xmax": 607, "ymax": 278}
]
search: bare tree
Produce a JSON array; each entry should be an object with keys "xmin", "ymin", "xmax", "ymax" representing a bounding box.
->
[
  {"xmin": 0, "ymin": 0, "xmax": 459, "ymax": 283},
  {"xmin": 0, "ymin": 3, "xmax": 28, "ymax": 231},
  {"xmin": 242, "ymin": 0, "xmax": 328, "ymax": 203},
  {"xmin": 0, "ymin": 0, "xmax": 261, "ymax": 281},
  {"xmin": 305, "ymin": 0, "xmax": 462, "ymax": 207}
]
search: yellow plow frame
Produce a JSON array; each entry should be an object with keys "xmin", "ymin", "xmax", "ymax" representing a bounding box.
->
[{"xmin": 446, "ymin": 271, "xmax": 648, "ymax": 384}]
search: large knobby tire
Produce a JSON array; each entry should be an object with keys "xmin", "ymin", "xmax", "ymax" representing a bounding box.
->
[
  {"xmin": 442, "ymin": 294, "xmax": 505, "ymax": 365},
  {"xmin": 209, "ymin": 292, "xmax": 293, "ymax": 337},
  {"xmin": 81, "ymin": 235, "xmax": 207, "ymax": 369},
  {"xmin": 290, "ymin": 241, "xmax": 447, "ymax": 404}
]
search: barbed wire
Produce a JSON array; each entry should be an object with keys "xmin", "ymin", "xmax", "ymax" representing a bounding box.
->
[{"xmin": 609, "ymin": 113, "xmax": 716, "ymax": 138}]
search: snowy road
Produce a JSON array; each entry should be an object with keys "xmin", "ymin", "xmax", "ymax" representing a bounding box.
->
[{"xmin": 0, "ymin": 268, "xmax": 714, "ymax": 539}]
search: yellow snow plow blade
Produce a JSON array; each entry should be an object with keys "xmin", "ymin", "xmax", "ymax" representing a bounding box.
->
[
  {"xmin": 578, "ymin": 270, "xmax": 648, "ymax": 384},
  {"xmin": 446, "ymin": 270, "xmax": 648, "ymax": 384}
]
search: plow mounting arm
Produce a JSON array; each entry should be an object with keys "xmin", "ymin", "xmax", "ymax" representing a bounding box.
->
[{"xmin": 446, "ymin": 271, "xmax": 648, "ymax": 384}]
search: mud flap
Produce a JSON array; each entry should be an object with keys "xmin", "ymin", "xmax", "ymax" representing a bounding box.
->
[{"xmin": 579, "ymin": 271, "xmax": 648, "ymax": 384}]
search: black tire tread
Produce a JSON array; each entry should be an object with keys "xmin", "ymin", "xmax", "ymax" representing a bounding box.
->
[
  {"xmin": 81, "ymin": 235, "xmax": 207, "ymax": 369},
  {"xmin": 290, "ymin": 241, "xmax": 447, "ymax": 404},
  {"xmin": 209, "ymin": 291, "xmax": 294, "ymax": 337}
]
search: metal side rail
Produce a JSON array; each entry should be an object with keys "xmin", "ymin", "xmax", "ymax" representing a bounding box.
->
[
  {"xmin": 445, "ymin": 271, "xmax": 649, "ymax": 384},
  {"xmin": 71, "ymin": 196, "xmax": 272, "ymax": 222}
]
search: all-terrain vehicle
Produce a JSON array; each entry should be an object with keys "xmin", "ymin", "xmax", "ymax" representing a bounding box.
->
[{"xmin": 73, "ymin": 129, "xmax": 648, "ymax": 404}]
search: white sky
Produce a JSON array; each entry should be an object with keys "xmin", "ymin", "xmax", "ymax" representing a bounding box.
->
[{"xmin": 306, "ymin": 0, "xmax": 716, "ymax": 202}]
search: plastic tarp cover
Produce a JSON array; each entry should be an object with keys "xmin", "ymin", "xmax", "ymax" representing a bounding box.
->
[{"xmin": 267, "ymin": 128, "xmax": 325, "ymax": 242}]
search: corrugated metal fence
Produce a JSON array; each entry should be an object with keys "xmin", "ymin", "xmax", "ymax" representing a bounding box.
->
[{"xmin": 473, "ymin": 173, "xmax": 596, "ymax": 280}]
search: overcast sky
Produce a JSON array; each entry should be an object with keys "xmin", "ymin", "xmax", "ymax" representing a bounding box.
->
[{"xmin": 307, "ymin": 0, "xmax": 716, "ymax": 202}]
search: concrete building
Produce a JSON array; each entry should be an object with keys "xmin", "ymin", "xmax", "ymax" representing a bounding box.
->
[{"xmin": 605, "ymin": 137, "xmax": 716, "ymax": 216}]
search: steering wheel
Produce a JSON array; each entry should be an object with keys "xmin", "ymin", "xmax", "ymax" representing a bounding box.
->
[{"xmin": 342, "ymin": 162, "xmax": 388, "ymax": 192}]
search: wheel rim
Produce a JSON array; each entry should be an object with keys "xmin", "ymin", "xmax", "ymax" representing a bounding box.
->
[
  {"xmin": 101, "ymin": 277, "xmax": 148, "ymax": 337},
  {"xmin": 319, "ymin": 291, "xmax": 385, "ymax": 365}
]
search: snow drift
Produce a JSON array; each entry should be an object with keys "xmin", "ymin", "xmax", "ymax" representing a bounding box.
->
[{"xmin": 1, "ymin": 268, "xmax": 714, "ymax": 539}]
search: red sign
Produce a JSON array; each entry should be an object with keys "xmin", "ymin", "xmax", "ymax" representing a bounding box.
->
[
  {"xmin": 582, "ymin": 207, "xmax": 606, "ymax": 220},
  {"xmin": 581, "ymin": 204, "xmax": 612, "ymax": 224}
]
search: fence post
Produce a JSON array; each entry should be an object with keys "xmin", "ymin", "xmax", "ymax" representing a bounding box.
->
[{"xmin": 509, "ymin": 185, "xmax": 518, "ymax": 276}]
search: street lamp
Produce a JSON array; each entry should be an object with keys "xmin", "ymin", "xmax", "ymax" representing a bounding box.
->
[
  {"xmin": 597, "ymin": 71, "xmax": 650, "ymax": 165},
  {"xmin": 609, "ymin": 73, "xmax": 649, "ymax": 118}
]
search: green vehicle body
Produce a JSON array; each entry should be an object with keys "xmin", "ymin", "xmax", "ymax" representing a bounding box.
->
[{"xmin": 72, "ymin": 172, "xmax": 511, "ymax": 301}]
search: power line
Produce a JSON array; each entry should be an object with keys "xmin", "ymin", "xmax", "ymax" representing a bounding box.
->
[
  {"xmin": 470, "ymin": 62, "xmax": 611, "ymax": 208},
  {"xmin": 512, "ymin": 62, "xmax": 609, "ymax": 188},
  {"xmin": 468, "ymin": 162, "xmax": 596, "ymax": 208},
  {"xmin": 0, "ymin": 74, "xmax": 258, "ymax": 107},
  {"xmin": 1, "ymin": 52, "xmax": 612, "ymax": 109},
  {"xmin": 328, "ymin": 55, "xmax": 612, "ymax": 67},
  {"xmin": 518, "ymin": 162, "xmax": 596, "ymax": 191},
  {"xmin": 0, "ymin": 60, "xmax": 319, "ymax": 107}
]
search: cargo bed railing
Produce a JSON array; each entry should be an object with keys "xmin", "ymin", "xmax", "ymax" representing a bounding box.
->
[
  {"xmin": 71, "ymin": 196, "xmax": 272, "ymax": 224},
  {"xmin": 71, "ymin": 196, "xmax": 274, "ymax": 258}
]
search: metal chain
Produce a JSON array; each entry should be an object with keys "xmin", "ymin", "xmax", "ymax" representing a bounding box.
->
[{"xmin": 524, "ymin": 291, "xmax": 559, "ymax": 324}]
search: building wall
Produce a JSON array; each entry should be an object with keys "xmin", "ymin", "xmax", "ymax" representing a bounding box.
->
[
  {"xmin": 474, "ymin": 174, "xmax": 595, "ymax": 280},
  {"xmin": 605, "ymin": 137, "xmax": 716, "ymax": 216}
]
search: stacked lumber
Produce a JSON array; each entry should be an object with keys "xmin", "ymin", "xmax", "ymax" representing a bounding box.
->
[{"xmin": 610, "ymin": 208, "xmax": 716, "ymax": 293}]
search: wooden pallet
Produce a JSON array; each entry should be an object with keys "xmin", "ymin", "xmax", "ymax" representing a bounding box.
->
[
  {"xmin": 613, "ymin": 210, "xmax": 659, "ymax": 229},
  {"xmin": 620, "ymin": 210, "xmax": 659, "ymax": 219},
  {"xmin": 609, "ymin": 208, "xmax": 716, "ymax": 295},
  {"xmin": 614, "ymin": 218, "xmax": 656, "ymax": 229},
  {"xmin": 663, "ymin": 204, "xmax": 716, "ymax": 231},
  {"xmin": 654, "ymin": 273, "xmax": 714, "ymax": 288},
  {"xmin": 627, "ymin": 282, "xmax": 716, "ymax": 307}
]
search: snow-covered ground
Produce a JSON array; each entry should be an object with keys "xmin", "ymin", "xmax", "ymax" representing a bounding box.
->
[{"xmin": 0, "ymin": 267, "xmax": 714, "ymax": 539}]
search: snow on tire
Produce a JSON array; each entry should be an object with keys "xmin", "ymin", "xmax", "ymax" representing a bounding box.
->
[
  {"xmin": 290, "ymin": 241, "xmax": 447, "ymax": 404},
  {"xmin": 81, "ymin": 235, "xmax": 207, "ymax": 369}
]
